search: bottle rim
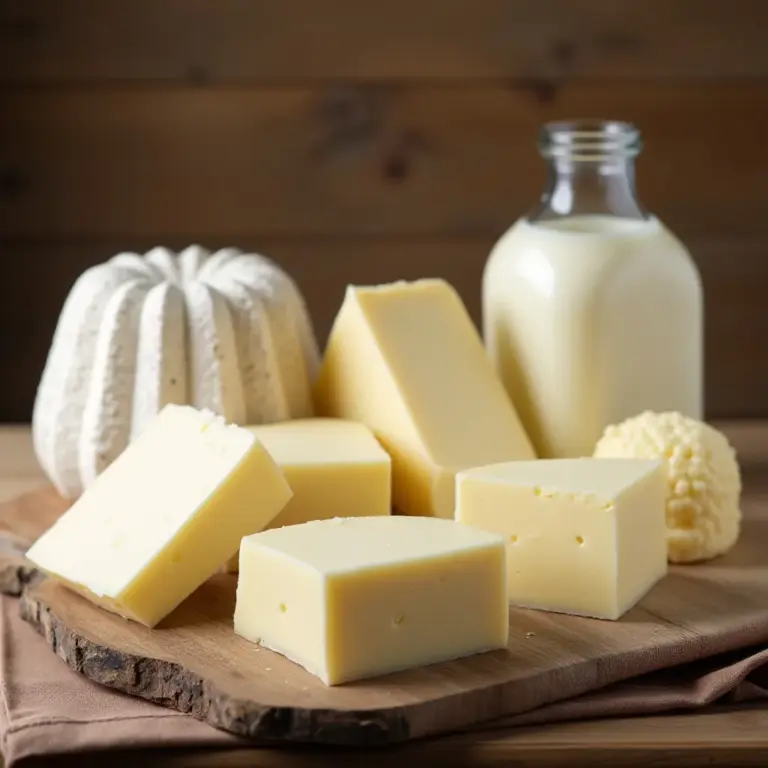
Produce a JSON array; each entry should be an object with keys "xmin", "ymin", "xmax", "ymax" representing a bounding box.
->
[{"xmin": 539, "ymin": 120, "xmax": 642, "ymax": 160}]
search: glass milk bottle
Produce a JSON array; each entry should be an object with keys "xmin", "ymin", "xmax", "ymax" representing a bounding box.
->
[{"xmin": 482, "ymin": 121, "xmax": 703, "ymax": 458}]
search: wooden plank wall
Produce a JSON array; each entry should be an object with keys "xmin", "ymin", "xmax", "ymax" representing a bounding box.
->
[{"xmin": 1, "ymin": 0, "xmax": 767, "ymax": 421}]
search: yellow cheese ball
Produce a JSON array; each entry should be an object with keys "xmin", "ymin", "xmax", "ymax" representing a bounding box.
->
[{"xmin": 594, "ymin": 411, "xmax": 741, "ymax": 564}]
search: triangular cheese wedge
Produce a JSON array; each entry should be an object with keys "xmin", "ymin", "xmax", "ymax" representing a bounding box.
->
[{"xmin": 314, "ymin": 279, "xmax": 535, "ymax": 518}]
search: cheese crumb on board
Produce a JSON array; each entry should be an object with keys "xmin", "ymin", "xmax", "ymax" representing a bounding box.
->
[
  {"xmin": 313, "ymin": 278, "xmax": 535, "ymax": 519},
  {"xmin": 226, "ymin": 418, "xmax": 391, "ymax": 572},
  {"xmin": 234, "ymin": 516, "xmax": 509, "ymax": 685},
  {"xmin": 26, "ymin": 404, "xmax": 292, "ymax": 627},
  {"xmin": 456, "ymin": 458, "xmax": 667, "ymax": 620},
  {"xmin": 594, "ymin": 411, "xmax": 742, "ymax": 563}
]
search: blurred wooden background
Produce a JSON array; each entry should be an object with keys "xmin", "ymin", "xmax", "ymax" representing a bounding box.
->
[{"xmin": 1, "ymin": 0, "xmax": 767, "ymax": 422}]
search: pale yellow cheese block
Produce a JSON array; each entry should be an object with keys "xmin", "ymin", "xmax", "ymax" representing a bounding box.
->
[
  {"xmin": 225, "ymin": 418, "xmax": 391, "ymax": 572},
  {"xmin": 313, "ymin": 279, "xmax": 535, "ymax": 518},
  {"xmin": 234, "ymin": 516, "xmax": 509, "ymax": 685},
  {"xmin": 456, "ymin": 458, "xmax": 667, "ymax": 620},
  {"xmin": 26, "ymin": 404, "xmax": 292, "ymax": 627}
]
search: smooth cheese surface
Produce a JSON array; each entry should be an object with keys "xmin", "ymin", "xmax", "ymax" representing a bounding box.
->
[
  {"xmin": 249, "ymin": 418, "xmax": 391, "ymax": 528},
  {"xmin": 456, "ymin": 458, "xmax": 667, "ymax": 620},
  {"xmin": 26, "ymin": 404, "xmax": 292, "ymax": 627},
  {"xmin": 234, "ymin": 516, "xmax": 509, "ymax": 685},
  {"xmin": 249, "ymin": 418, "xmax": 385, "ymax": 462},
  {"xmin": 313, "ymin": 279, "xmax": 535, "ymax": 519},
  {"xmin": 226, "ymin": 418, "xmax": 391, "ymax": 571}
]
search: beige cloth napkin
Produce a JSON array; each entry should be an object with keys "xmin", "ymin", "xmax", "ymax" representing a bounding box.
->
[{"xmin": 1, "ymin": 591, "xmax": 767, "ymax": 766}]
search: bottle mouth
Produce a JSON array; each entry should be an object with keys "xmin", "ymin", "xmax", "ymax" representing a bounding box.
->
[{"xmin": 539, "ymin": 120, "xmax": 641, "ymax": 161}]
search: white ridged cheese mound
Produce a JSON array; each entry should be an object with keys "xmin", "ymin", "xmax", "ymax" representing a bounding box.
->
[
  {"xmin": 33, "ymin": 246, "xmax": 320, "ymax": 500},
  {"xmin": 594, "ymin": 411, "xmax": 742, "ymax": 564}
]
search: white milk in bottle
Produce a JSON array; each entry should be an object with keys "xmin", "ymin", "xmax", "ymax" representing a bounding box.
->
[{"xmin": 483, "ymin": 121, "xmax": 703, "ymax": 458}]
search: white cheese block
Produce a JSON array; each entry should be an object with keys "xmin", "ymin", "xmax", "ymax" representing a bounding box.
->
[
  {"xmin": 456, "ymin": 458, "xmax": 667, "ymax": 620},
  {"xmin": 26, "ymin": 404, "xmax": 293, "ymax": 627},
  {"xmin": 33, "ymin": 246, "xmax": 320, "ymax": 499},
  {"xmin": 234, "ymin": 516, "xmax": 509, "ymax": 685}
]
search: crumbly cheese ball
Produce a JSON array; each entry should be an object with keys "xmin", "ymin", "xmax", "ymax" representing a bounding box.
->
[{"xmin": 594, "ymin": 411, "xmax": 741, "ymax": 564}]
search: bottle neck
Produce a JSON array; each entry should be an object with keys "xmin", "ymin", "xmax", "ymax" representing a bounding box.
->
[{"xmin": 528, "ymin": 121, "xmax": 648, "ymax": 224}]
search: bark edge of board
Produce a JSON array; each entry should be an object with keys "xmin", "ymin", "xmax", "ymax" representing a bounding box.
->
[
  {"xmin": 0, "ymin": 532, "xmax": 38, "ymax": 596},
  {"xmin": 18, "ymin": 581, "xmax": 412, "ymax": 746}
]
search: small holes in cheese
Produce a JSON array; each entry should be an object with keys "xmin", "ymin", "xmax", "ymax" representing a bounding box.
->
[
  {"xmin": 278, "ymin": 603, "xmax": 287, "ymax": 614},
  {"xmin": 575, "ymin": 535, "xmax": 584, "ymax": 545},
  {"xmin": 393, "ymin": 614, "xmax": 404, "ymax": 626},
  {"xmin": 510, "ymin": 535, "xmax": 519, "ymax": 544}
]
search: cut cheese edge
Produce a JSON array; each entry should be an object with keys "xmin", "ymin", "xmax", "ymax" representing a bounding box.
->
[
  {"xmin": 26, "ymin": 404, "xmax": 292, "ymax": 627},
  {"xmin": 456, "ymin": 458, "xmax": 667, "ymax": 620},
  {"xmin": 234, "ymin": 516, "xmax": 508, "ymax": 685},
  {"xmin": 225, "ymin": 418, "xmax": 392, "ymax": 572},
  {"xmin": 313, "ymin": 279, "xmax": 535, "ymax": 518}
]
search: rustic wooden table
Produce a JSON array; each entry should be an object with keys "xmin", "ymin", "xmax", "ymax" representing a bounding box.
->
[{"xmin": 2, "ymin": 423, "xmax": 768, "ymax": 768}]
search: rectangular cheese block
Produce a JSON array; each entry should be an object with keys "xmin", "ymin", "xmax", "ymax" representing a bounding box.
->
[
  {"xmin": 456, "ymin": 458, "xmax": 666, "ymax": 620},
  {"xmin": 234, "ymin": 516, "xmax": 509, "ymax": 685},
  {"xmin": 313, "ymin": 279, "xmax": 535, "ymax": 519},
  {"xmin": 26, "ymin": 404, "xmax": 292, "ymax": 627},
  {"xmin": 226, "ymin": 418, "xmax": 391, "ymax": 572}
]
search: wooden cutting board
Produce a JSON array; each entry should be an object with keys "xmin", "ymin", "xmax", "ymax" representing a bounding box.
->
[
  {"xmin": 3, "ymin": 487, "xmax": 768, "ymax": 747},
  {"xmin": 0, "ymin": 486, "xmax": 67, "ymax": 594}
]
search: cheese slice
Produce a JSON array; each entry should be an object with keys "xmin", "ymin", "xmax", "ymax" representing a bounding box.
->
[
  {"xmin": 456, "ymin": 458, "xmax": 666, "ymax": 620},
  {"xmin": 225, "ymin": 418, "xmax": 391, "ymax": 572},
  {"xmin": 26, "ymin": 404, "xmax": 292, "ymax": 627},
  {"xmin": 313, "ymin": 279, "xmax": 535, "ymax": 518},
  {"xmin": 234, "ymin": 516, "xmax": 509, "ymax": 685}
]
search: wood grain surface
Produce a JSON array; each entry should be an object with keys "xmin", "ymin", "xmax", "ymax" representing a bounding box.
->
[
  {"xmin": 0, "ymin": 487, "xmax": 65, "ymax": 594},
  {"xmin": 3, "ymin": 1, "xmax": 768, "ymax": 760},
  {"xmin": 3, "ymin": 3, "xmax": 768, "ymax": 422},
  {"xmin": 8, "ymin": 482, "xmax": 768, "ymax": 746},
  {"xmin": 1, "ymin": 0, "xmax": 767, "ymax": 82},
  {"xmin": 1, "ymin": 426, "xmax": 768, "ymax": 765},
  {"xmin": 2, "ymin": 84, "xmax": 767, "ymax": 239}
]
